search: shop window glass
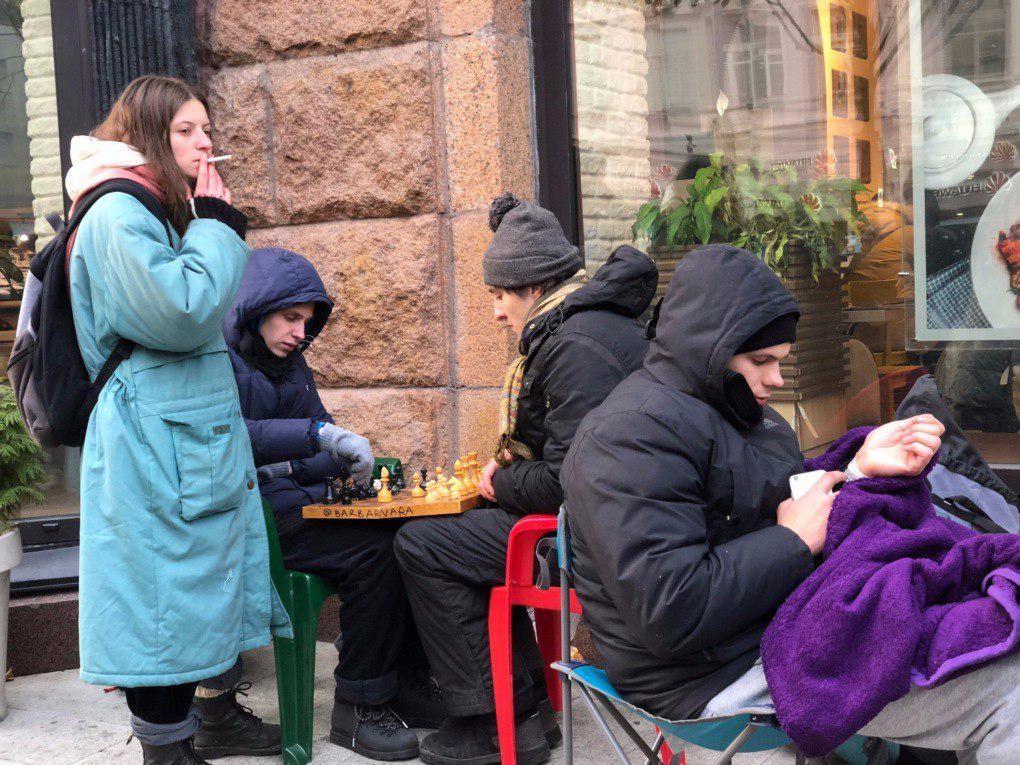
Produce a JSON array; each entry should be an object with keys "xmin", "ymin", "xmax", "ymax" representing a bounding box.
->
[
  {"xmin": 569, "ymin": 0, "xmax": 1019, "ymax": 464},
  {"xmin": 1, "ymin": 0, "xmax": 80, "ymax": 521}
]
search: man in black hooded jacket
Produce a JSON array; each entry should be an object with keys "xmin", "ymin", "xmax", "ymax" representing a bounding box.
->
[
  {"xmin": 394, "ymin": 194, "xmax": 657, "ymax": 765},
  {"xmin": 562, "ymin": 245, "xmax": 945, "ymax": 721}
]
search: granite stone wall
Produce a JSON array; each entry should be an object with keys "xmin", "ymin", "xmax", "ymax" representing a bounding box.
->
[{"xmin": 196, "ymin": 0, "xmax": 536, "ymax": 469}]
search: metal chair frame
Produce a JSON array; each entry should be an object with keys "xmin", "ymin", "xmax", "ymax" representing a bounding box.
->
[{"xmin": 552, "ymin": 508, "xmax": 888, "ymax": 765}]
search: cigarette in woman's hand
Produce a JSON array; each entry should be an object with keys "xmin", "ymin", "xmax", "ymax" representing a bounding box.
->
[{"xmin": 208, "ymin": 154, "xmax": 232, "ymax": 164}]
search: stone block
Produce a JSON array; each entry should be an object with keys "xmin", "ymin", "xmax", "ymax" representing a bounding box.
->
[
  {"xmin": 25, "ymin": 97, "xmax": 56, "ymax": 119},
  {"xmin": 23, "ymin": 55, "xmax": 54, "ymax": 79},
  {"xmin": 319, "ymin": 387, "xmax": 454, "ymax": 469},
  {"xmin": 455, "ymin": 387, "xmax": 501, "ymax": 460},
  {"xmin": 205, "ymin": 66, "xmax": 276, "ymax": 227},
  {"xmin": 442, "ymin": 33, "xmax": 535, "ymax": 213},
  {"xmin": 247, "ymin": 215, "xmax": 450, "ymax": 387},
  {"xmin": 22, "ymin": 36, "xmax": 52, "ymax": 60},
  {"xmin": 438, "ymin": 0, "xmax": 526, "ymax": 37},
  {"xmin": 27, "ymin": 116, "xmax": 58, "ymax": 139},
  {"xmin": 20, "ymin": 0, "xmax": 50, "ymax": 18},
  {"xmin": 451, "ymin": 212, "xmax": 515, "ymax": 387},
  {"xmin": 201, "ymin": 0, "xmax": 427, "ymax": 65},
  {"xmin": 267, "ymin": 45, "xmax": 439, "ymax": 223}
]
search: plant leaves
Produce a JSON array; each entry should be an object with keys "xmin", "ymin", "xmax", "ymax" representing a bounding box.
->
[{"xmin": 694, "ymin": 201, "xmax": 712, "ymax": 244}]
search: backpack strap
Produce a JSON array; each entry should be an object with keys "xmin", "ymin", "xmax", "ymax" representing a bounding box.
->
[
  {"xmin": 60, "ymin": 180, "xmax": 173, "ymax": 391},
  {"xmin": 931, "ymin": 493, "xmax": 1008, "ymax": 534}
]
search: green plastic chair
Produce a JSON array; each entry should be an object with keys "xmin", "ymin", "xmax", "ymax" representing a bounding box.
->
[{"xmin": 263, "ymin": 499, "xmax": 337, "ymax": 765}]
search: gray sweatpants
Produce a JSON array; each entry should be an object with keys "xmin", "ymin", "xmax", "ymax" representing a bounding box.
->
[{"xmin": 685, "ymin": 651, "xmax": 1020, "ymax": 764}]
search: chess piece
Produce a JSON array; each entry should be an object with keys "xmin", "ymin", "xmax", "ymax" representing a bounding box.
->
[
  {"xmin": 323, "ymin": 479, "xmax": 337, "ymax": 505},
  {"xmin": 451, "ymin": 459, "xmax": 466, "ymax": 494},
  {"xmin": 450, "ymin": 477, "xmax": 461, "ymax": 500},
  {"xmin": 411, "ymin": 470, "xmax": 426, "ymax": 498},
  {"xmin": 377, "ymin": 467, "xmax": 393, "ymax": 503},
  {"xmin": 468, "ymin": 452, "xmax": 480, "ymax": 489},
  {"xmin": 436, "ymin": 467, "xmax": 450, "ymax": 498},
  {"xmin": 340, "ymin": 479, "xmax": 353, "ymax": 506},
  {"xmin": 425, "ymin": 480, "xmax": 439, "ymax": 502}
]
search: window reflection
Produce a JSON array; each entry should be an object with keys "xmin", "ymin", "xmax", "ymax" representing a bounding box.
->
[{"xmin": 571, "ymin": 0, "xmax": 1019, "ymax": 457}]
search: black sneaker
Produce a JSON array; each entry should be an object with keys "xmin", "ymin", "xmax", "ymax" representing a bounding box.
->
[
  {"xmin": 418, "ymin": 711, "xmax": 551, "ymax": 765},
  {"xmin": 394, "ymin": 669, "xmax": 447, "ymax": 729},
  {"xmin": 192, "ymin": 683, "xmax": 281, "ymax": 759},
  {"xmin": 141, "ymin": 736, "xmax": 211, "ymax": 765},
  {"xmin": 330, "ymin": 700, "xmax": 420, "ymax": 761},
  {"xmin": 536, "ymin": 698, "xmax": 562, "ymax": 748}
]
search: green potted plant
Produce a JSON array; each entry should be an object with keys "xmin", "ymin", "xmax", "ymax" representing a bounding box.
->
[
  {"xmin": 632, "ymin": 151, "xmax": 868, "ymax": 441},
  {"xmin": 632, "ymin": 154, "xmax": 739, "ymax": 297},
  {"xmin": 0, "ymin": 383, "xmax": 44, "ymax": 719}
]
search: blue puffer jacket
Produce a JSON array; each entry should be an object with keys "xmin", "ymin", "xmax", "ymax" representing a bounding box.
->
[{"xmin": 222, "ymin": 247, "xmax": 343, "ymax": 537}]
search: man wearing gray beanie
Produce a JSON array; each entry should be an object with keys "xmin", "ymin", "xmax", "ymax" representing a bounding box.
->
[{"xmin": 395, "ymin": 193, "xmax": 658, "ymax": 765}]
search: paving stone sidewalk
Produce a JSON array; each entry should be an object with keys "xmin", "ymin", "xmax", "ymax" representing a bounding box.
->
[{"xmin": 0, "ymin": 642, "xmax": 794, "ymax": 764}]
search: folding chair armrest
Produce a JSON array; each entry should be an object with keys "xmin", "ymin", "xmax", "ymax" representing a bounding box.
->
[{"xmin": 504, "ymin": 514, "xmax": 558, "ymax": 586}]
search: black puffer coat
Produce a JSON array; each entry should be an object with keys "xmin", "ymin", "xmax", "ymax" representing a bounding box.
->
[
  {"xmin": 492, "ymin": 245, "xmax": 657, "ymax": 515},
  {"xmin": 562, "ymin": 246, "xmax": 815, "ymax": 720}
]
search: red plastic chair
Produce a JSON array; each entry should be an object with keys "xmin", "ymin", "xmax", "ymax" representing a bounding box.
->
[{"xmin": 488, "ymin": 514, "xmax": 582, "ymax": 765}]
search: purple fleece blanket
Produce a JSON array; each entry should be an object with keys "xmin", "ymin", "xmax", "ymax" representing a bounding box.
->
[{"xmin": 761, "ymin": 428, "xmax": 1020, "ymax": 757}]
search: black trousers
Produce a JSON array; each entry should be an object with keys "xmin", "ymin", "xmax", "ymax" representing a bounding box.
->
[
  {"xmin": 279, "ymin": 512, "xmax": 427, "ymax": 705},
  {"xmin": 124, "ymin": 682, "xmax": 199, "ymax": 724},
  {"xmin": 393, "ymin": 507, "xmax": 546, "ymax": 717}
]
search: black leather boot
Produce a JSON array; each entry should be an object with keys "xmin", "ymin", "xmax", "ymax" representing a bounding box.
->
[
  {"xmin": 330, "ymin": 700, "xmax": 420, "ymax": 761},
  {"xmin": 192, "ymin": 683, "xmax": 281, "ymax": 759},
  {"xmin": 140, "ymin": 737, "xmax": 211, "ymax": 765},
  {"xmin": 393, "ymin": 668, "xmax": 447, "ymax": 728},
  {"xmin": 418, "ymin": 711, "xmax": 551, "ymax": 765},
  {"xmin": 536, "ymin": 698, "xmax": 562, "ymax": 748}
]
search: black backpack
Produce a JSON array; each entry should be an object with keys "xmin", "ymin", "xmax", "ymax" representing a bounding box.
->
[{"xmin": 6, "ymin": 180, "xmax": 172, "ymax": 448}]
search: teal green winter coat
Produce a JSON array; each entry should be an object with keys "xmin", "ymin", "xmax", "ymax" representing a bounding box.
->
[{"xmin": 69, "ymin": 192, "xmax": 292, "ymax": 687}]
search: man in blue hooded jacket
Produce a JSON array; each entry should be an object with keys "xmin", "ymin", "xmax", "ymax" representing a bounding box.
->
[{"xmin": 193, "ymin": 247, "xmax": 441, "ymax": 762}]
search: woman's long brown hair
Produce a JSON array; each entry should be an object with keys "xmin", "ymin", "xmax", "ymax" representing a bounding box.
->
[{"xmin": 92, "ymin": 76, "xmax": 206, "ymax": 234}]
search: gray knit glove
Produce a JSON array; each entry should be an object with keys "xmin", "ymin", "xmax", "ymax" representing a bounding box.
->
[
  {"xmin": 257, "ymin": 461, "xmax": 292, "ymax": 481},
  {"xmin": 317, "ymin": 424, "xmax": 374, "ymax": 485}
]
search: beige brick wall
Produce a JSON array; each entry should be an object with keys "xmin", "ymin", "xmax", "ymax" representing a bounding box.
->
[
  {"xmin": 197, "ymin": 0, "xmax": 535, "ymax": 468},
  {"xmin": 573, "ymin": 0, "xmax": 651, "ymax": 269},
  {"xmin": 20, "ymin": 0, "xmax": 63, "ymax": 245}
]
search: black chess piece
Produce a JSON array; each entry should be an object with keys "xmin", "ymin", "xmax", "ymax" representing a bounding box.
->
[
  {"xmin": 420, "ymin": 467, "xmax": 427, "ymax": 488},
  {"xmin": 323, "ymin": 479, "xmax": 337, "ymax": 505},
  {"xmin": 339, "ymin": 479, "xmax": 353, "ymax": 505}
]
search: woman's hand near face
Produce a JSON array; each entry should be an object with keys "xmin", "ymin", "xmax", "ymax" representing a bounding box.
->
[
  {"xmin": 194, "ymin": 154, "xmax": 232, "ymax": 204},
  {"xmin": 854, "ymin": 414, "xmax": 944, "ymax": 479}
]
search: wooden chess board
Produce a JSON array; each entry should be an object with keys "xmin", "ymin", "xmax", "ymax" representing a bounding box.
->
[{"xmin": 303, "ymin": 489, "xmax": 481, "ymax": 521}]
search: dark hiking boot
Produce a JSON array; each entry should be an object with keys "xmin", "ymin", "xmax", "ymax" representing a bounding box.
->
[
  {"xmin": 140, "ymin": 736, "xmax": 211, "ymax": 765},
  {"xmin": 192, "ymin": 683, "xmax": 281, "ymax": 759},
  {"xmin": 330, "ymin": 701, "xmax": 420, "ymax": 761},
  {"xmin": 418, "ymin": 711, "xmax": 551, "ymax": 765},
  {"xmin": 394, "ymin": 669, "xmax": 447, "ymax": 728},
  {"xmin": 536, "ymin": 698, "xmax": 562, "ymax": 748}
]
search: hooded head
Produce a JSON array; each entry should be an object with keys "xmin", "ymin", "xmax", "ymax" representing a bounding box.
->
[
  {"xmin": 644, "ymin": 246, "xmax": 799, "ymax": 429},
  {"xmin": 223, "ymin": 248, "xmax": 333, "ymax": 379}
]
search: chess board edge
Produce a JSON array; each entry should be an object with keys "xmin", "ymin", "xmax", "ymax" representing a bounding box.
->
[{"xmin": 303, "ymin": 490, "xmax": 482, "ymax": 520}]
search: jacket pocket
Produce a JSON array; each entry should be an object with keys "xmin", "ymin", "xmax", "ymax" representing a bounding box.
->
[{"xmin": 162, "ymin": 405, "xmax": 250, "ymax": 521}]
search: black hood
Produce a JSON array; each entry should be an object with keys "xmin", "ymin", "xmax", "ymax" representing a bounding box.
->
[
  {"xmin": 644, "ymin": 245, "xmax": 799, "ymax": 424},
  {"xmin": 521, "ymin": 245, "xmax": 657, "ymax": 352}
]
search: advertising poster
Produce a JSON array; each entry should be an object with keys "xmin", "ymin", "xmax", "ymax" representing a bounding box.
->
[{"xmin": 911, "ymin": 0, "xmax": 1020, "ymax": 341}]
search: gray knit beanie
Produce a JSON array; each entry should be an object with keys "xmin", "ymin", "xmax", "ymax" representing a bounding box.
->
[{"xmin": 482, "ymin": 193, "xmax": 582, "ymax": 289}]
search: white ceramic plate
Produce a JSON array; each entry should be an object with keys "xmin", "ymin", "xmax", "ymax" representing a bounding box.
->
[{"xmin": 971, "ymin": 174, "xmax": 1020, "ymax": 328}]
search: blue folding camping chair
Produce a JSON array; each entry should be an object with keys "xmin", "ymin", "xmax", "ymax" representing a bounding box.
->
[{"xmin": 549, "ymin": 508, "xmax": 895, "ymax": 765}]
